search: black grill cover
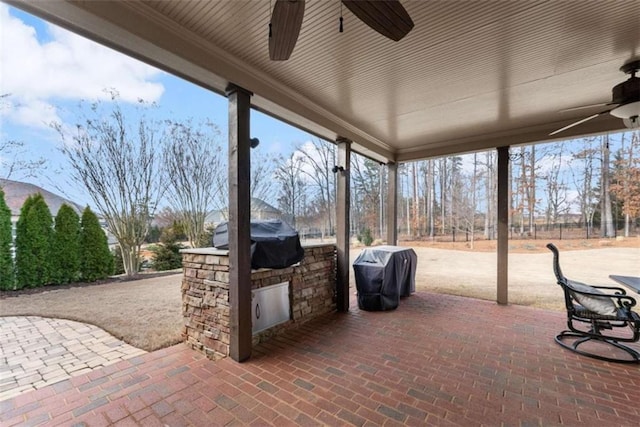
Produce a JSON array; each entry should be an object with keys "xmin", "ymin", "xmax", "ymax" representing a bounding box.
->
[
  {"xmin": 213, "ymin": 220, "xmax": 304, "ymax": 269},
  {"xmin": 353, "ymin": 246, "xmax": 417, "ymax": 311}
]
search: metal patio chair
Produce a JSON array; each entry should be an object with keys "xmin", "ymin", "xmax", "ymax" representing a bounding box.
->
[{"xmin": 546, "ymin": 243, "xmax": 640, "ymax": 363}]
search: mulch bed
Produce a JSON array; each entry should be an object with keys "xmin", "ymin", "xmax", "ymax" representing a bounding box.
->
[{"xmin": 0, "ymin": 270, "xmax": 181, "ymax": 299}]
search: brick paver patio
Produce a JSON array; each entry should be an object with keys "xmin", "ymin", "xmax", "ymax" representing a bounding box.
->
[
  {"xmin": 0, "ymin": 317, "xmax": 146, "ymax": 401},
  {"xmin": 1, "ymin": 291, "xmax": 639, "ymax": 426}
]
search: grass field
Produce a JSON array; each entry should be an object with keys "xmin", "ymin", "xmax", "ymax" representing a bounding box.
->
[{"xmin": 0, "ymin": 274, "xmax": 183, "ymax": 351}]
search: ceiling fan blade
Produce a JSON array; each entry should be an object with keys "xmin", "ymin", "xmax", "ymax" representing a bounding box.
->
[
  {"xmin": 549, "ymin": 110, "xmax": 611, "ymax": 136},
  {"xmin": 342, "ymin": 0, "xmax": 414, "ymax": 41},
  {"xmin": 269, "ymin": 0, "xmax": 306, "ymax": 61},
  {"xmin": 560, "ymin": 102, "xmax": 617, "ymax": 113}
]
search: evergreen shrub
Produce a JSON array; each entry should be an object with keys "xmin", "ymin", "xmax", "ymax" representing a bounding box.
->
[
  {"xmin": 112, "ymin": 245, "xmax": 125, "ymax": 275},
  {"xmin": 14, "ymin": 195, "xmax": 36, "ymax": 290},
  {"xmin": 0, "ymin": 189, "xmax": 14, "ymax": 290},
  {"xmin": 150, "ymin": 226, "xmax": 183, "ymax": 270},
  {"xmin": 52, "ymin": 204, "xmax": 81, "ymax": 284},
  {"xmin": 15, "ymin": 194, "xmax": 53, "ymax": 288},
  {"xmin": 358, "ymin": 228, "xmax": 374, "ymax": 246},
  {"xmin": 79, "ymin": 207, "xmax": 113, "ymax": 281}
]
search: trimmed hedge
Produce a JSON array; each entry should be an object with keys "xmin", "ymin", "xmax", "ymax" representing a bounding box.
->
[
  {"xmin": 15, "ymin": 194, "xmax": 36, "ymax": 290},
  {"xmin": 79, "ymin": 207, "xmax": 113, "ymax": 281},
  {"xmin": 53, "ymin": 204, "xmax": 81, "ymax": 284},
  {"xmin": 0, "ymin": 189, "xmax": 13, "ymax": 290},
  {"xmin": 6, "ymin": 197, "xmax": 116, "ymax": 290},
  {"xmin": 15, "ymin": 194, "xmax": 53, "ymax": 288}
]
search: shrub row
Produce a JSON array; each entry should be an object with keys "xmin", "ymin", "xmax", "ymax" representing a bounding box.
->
[
  {"xmin": 0, "ymin": 190, "xmax": 113, "ymax": 290},
  {"xmin": 0, "ymin": 189, "xmax": 12, "ymax": 290}
]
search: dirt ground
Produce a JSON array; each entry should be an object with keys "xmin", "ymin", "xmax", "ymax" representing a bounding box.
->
[
  {"xmin": 384, "ymin": 238, "xmax": 640, "ymax": 311},
  {"xmin": 398, "ymin": 236, "xmax": 640, "ymax": 253},
  {"xmin": 1, "ymin": 238, "xmax": 638, "ymax": 351}
]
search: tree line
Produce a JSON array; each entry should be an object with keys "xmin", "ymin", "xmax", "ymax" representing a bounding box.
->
[
  {"xmin": 392, "ymin": 132, "xmax": 639, "ymax": 243},
  {"xmin": 6, "ymin": 95, "xmax": 636, "ymax": 283},
  {"xmin": 0, "ymin": 190, "xmax": 112, "ymax": 291},
  {"xmin": 274, "ymin": 131, "xmax": 639, "ymax": 244}
]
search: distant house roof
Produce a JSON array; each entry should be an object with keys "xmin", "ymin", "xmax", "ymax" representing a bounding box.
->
[
  {"xmin": 205, "ymin": 198, "xmax": 285, "ymax": 225},
  {"xmin": 249, "ymin": 198, "xmax": 280, "ymax": 214},
  {"xmin": 0, "ymin": 178, "xmax": 84, "ymax": 217}
]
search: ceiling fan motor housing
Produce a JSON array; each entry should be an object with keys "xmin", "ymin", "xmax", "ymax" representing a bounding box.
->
[{"xmin": 611, "ymin": 76, "xmax": 640, "ymax": 106}]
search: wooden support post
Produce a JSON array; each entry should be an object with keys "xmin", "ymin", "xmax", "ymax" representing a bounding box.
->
[
  {"xmin": 386, "ymin": 162, "xmax": 398, "ymax": 246},
  {"xmin": 336, "ymin": 137, "xmax": 351, "ymax": 312},
  {"xmin": 497, "ymin": 146, "xmax": 509, "ymax": 305},
  {"xmin": 225, "ymin": 84, "xmax": 253, "ymax": 362}
]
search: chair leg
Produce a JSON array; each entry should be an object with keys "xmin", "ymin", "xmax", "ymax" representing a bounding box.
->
[{"xmin": 555, "ymin": 330, "xmax": 640, "ymax": 364}]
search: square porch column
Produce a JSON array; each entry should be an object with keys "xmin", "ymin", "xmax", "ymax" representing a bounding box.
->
[
  {"xmin": 225, "ymin": 84, "xmax": 253, "ymax": 361},
  {"xmin": 386, "ymin": 162, "xmax": 398, "ymax": 246},
  {"xmin": 336, "ymin": 137, "xmax": 351, "ymax": 312},
  {"xmin": 497, "ymin": 146, "xmax": 509, "ymax": 305}
]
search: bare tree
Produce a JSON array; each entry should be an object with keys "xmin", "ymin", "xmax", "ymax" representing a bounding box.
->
[
  {"xmin": 611, "ymin": 131, "xmax": 640, "ymax": 237},
  {"xmin": 542, "ymin": 143, "xmax": 570, "ymax": 227},
  {"xmin": 571, "ymin": 137, "xmax": 599, "ymax": 233},
  {"xmin": 153, "ymin": 206, "xmax": 183, "ymax": 229},
  {"xmin": 0, "ymin": 95, "xmax": 46, "ymax": 180},
  {"xmin": 469, "ymin": 153, "xmax": 478, "ymax": 248},
  {"xmin": 275, "ymin": 152, "xmax": 306, "ymax": 228},
  {"xmin": 481, "ymin": 151, "xmax": 496, "ymax": 240},
  {"xmin": 398, "ymin": 163, "xmax": 409, "ymax": 235},
  {"xmin": 297, "ymin": 139, "xmax": 336, "ymax": 236},
  {"xmin": 163, "ymin": 119, "xmax": 223, "ymax": 247},
  {"xmin": 251, "ymin": 151, "xmax": 277, "ymax": 204},
  {"xmin": 600, "ymin": 135, "xmax": 615, "ymax": 237},
  {"xmin": 513, "ymin": 146, "xmax": 527, "ymax": 235},
  {"xmin": 212, "ymin": 149, "xmax": 277, "ymax": 220},
  {"xmin": 437, "ymin": 158, "xmax": 447, "ymax": 235},
  {"xmin": 55, "ymin": 98, "xmax": 165, "ymax": 276},
  {"xmin": 1, "ymin": 140, "xmax": 46, "ymax": 180},
  {"xmin": 527, "ymin": 145, "xmax": 537, "ymax": 234},
  {"xmin": 419, "ymin": 160, "xmax": 435, "ymax": 238},
  {"xmin": 411, "ymin": 162, "xmax": 420, "ymax": 237},
  {"xmin": 351, "ymin": 154, "xmax": 385, "ymax": 238}
]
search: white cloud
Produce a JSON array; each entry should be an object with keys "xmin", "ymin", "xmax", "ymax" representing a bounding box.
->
[
  {"xmin": 0, "ymin": 4, "xmax": 164, "ymax": 128},
  {"xmin": 6, "ymin": 98, "xmax": 60, "ymax": 128}
]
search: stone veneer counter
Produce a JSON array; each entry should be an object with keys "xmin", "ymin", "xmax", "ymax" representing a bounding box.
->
[{"xmin": 181, "ymin": 244, "xmax": 336, "ymax": 359}]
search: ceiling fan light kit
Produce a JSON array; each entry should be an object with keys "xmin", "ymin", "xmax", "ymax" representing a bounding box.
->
[
  {"xmin": 622, "ymin": 116, "xmax": 640, "ymax": 129},
  {"xmin": 550, "ymin": 59, "xmax": 640, "ymax": 135},
  {"xmin": 610, "ymin": 101, "xmax": 640, "ymax": 120},
  {"xmin": 269, "ymin": 0, "xmax": 413, "ymax": 61}
]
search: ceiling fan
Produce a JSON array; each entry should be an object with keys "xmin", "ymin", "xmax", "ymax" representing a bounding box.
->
[
  {"xmin": 550, "ymin": 59, "xmax": 640, "ymax": 136},
  {"xmin": 269, "ymin": 0, "xmax": 414, "ymax": 61}
]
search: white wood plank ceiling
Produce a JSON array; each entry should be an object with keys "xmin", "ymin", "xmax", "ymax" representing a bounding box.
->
[{"xmin": 8, "ymin": 0, "xmax": 640, "ymax": 162}]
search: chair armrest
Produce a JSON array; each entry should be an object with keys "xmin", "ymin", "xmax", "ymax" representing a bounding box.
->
[
  {"xmin": 571, "ymin": 287, "xmax": 636, "ymax": 309},
  {"xmin": 591, "ymin": 285, "xmax": 627, "ymax": 295},
  {"xmin": 613, "ymin": 294, "xmax": 637, "ymax": 311}
]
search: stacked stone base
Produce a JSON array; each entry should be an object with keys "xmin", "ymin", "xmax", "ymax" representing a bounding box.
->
[{"xmin": 181, "ymin": 244, "xmax": 336, "ymax": 360}]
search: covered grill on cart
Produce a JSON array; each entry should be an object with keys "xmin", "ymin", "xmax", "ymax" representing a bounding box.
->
[{"xmin": 353, "ymin": 246, "xmax": 417, "ymax": 311}]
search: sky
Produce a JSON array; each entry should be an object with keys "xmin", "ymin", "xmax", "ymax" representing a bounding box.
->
[{"xmin": 0, "ymin": 4, "xmax": 318, "ymax": 208}]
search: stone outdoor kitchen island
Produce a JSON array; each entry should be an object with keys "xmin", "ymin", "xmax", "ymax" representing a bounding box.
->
[{"xmin": 181, "ymin": 244, "xmax": 337, "ymax": 359}]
